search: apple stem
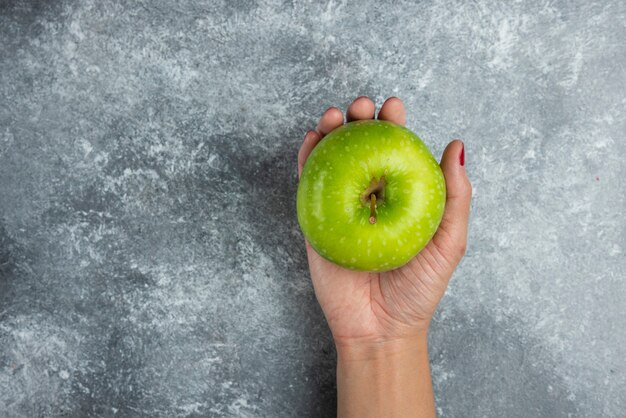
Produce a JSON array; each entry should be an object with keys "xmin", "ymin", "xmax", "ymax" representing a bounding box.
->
[{"xmin": 369, "ymin": 193, "xmax": 377, "ymax": 224}]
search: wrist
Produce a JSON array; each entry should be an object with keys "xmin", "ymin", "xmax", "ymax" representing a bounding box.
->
[
  {"xmin": 335, "ymin": 332, "xmax": 434, "ymax": 418},
  {"xmin": 335, "ymin": 331, "xmax": 429, "ymax": 364}
]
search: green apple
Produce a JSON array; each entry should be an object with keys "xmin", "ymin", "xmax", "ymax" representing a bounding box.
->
[{"xmin": 297, "ymin": 119, "xmax": 446, "ymax": 272}]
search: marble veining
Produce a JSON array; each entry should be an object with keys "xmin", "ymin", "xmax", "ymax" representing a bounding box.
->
[{"xmin": 1, "ymin": 0, "xmax": 625, "ymax": 416}]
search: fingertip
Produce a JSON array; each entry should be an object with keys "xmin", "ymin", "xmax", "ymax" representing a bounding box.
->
[
  {"xmin": 440, "ymin": 140, "xmax": 471, "ymax": 199},
  {"xmin": 305, "ymin": 129, "xmax": 321, "ymax": 142},
  {"xmin": 316, "ymin": 107, "xmax": 344, "ymax": 137},
  {"xmin": 378, "ymin": 96, "xmax": 406, "ymax": 126},
  {"xmin": 323, "ymin": 106, "xmax": 342, "ymax": 118},
  {"xmin": 346, "ymin": 96, "xmax": 376, "ymax": 122},
  {"xmin": 440, "ymin": 140, "xmax": 463, "ymax": 164}
]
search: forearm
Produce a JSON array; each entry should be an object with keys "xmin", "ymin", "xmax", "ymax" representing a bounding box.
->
[{"xmin": 336, "ymin": 332, "xmax": 435, "ymax": 418}]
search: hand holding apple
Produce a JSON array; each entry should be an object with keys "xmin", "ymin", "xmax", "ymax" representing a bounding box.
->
[{"xmin": 297, "ymin": 97, "xmax": 472, "ymax": 343}]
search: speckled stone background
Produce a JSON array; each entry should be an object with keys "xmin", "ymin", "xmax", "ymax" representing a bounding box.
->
[{"xmin": 1, "ymin": 1, "xmax": 625, "ymax": 417}]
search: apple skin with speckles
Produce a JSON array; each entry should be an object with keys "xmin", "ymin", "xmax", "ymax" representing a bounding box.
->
[{"xmin": 296, "ymin": 120, "xmax": 446, "ymax": 272}]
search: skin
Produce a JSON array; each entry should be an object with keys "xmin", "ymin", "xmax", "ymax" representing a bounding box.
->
[{"xmin": 297, "ymin": 96, "xmax": 472, "ymax": 418}]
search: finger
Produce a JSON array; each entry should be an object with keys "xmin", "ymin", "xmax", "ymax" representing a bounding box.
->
[
  {"xmin": 432, "ymin": 140, "xmax": 472, "ymax": 261},
  {"xmin": 346, "ymin": 96, "xmax": 376, "ymax": 122},
  {"xmin": 298, "ymin": 130, "xmax": 321, "ymax": 178},
  {"xmin": 316, "ymin": 107, "xmax": 344, "ymax": 138},
  {"xmin": 378, "ymin": 97, "xmax": 406, "ymax": 126}
]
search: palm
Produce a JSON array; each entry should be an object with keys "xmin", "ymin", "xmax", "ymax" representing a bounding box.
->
[
  {"xmin": 306, "ymin": 225, "xmax": 459, "ymax": 342},
  {"xmin": 298, "ymin": 97, "xmax": 471, "ymax": 345}
]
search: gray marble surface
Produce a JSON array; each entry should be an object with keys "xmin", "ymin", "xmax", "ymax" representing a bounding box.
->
[{"xmin": 1, "ymin": 0, "xmax": 625, "ymax": 417}]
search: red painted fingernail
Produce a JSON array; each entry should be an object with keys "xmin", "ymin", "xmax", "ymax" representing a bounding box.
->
[{"xmin": 460, "ymin": 143, "xmax": 465, "ymax": 166}]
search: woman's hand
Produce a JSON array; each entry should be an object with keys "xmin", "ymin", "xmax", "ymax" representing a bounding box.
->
[
  {"xmin": 298, "ymin": 97, "xmax": 472, "ymax": 417},
  {"xmin": 298, "ymin": 96, "xmax": 472, "ymax": 347}
]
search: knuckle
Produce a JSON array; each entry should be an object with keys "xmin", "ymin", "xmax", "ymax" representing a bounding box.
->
[
  {"xmin": 456, "ymin": 240, "xmax": 467, "ymax": 258},
  {"xmin": 462, "ymin": 180, "xmax": 473, "ymax": 198},
  {"xmin": 433, "ymin": 227, "xmax": 467, "ymax": 263},
  {"xmin": 453, "ymin": 184, "xmax": 472, "ymax": 203}
]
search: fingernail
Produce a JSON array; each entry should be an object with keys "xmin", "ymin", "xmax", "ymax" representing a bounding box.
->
[{"xmin": 459, "ymin": 143, "xmax": 465, "ymax": 166}]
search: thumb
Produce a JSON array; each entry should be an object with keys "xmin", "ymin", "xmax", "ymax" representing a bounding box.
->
[{"xmin": 432, "ymin": 140, "xmax": 472, "ymax": 261}]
